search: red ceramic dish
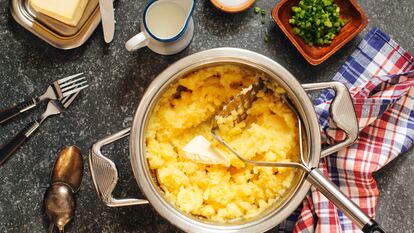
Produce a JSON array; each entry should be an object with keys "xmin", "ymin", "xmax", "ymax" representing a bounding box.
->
[{"xmin": 272, "ymin": 0, "xmax": 368, "ymax": 65}]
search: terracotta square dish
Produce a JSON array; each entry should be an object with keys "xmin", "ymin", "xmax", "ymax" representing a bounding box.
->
[{"xmin": 272, "ymin": 0, "xmax": 368, "ymax": 65}]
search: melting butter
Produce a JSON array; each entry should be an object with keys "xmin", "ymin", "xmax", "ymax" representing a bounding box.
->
[{"xmin": 182, "ymin": 136, "xmax": 230, "ymax": 167}]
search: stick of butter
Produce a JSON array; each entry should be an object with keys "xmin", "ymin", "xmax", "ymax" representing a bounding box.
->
[
  {"xmin": 182, "ymin": 136, "xmax": 230, "ymax": 167},
  {"xmin": 29, "ymin": 0, "xmax": 89, "ymax": 26}
]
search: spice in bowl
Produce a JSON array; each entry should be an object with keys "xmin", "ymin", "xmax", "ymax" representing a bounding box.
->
[
  {"xmin": 289, "ymin": 0, "xmax": 348, "ymax": 46},
  {"xmin": 210, "ymin": 0, "xmax": 256, "ymax": 13}
]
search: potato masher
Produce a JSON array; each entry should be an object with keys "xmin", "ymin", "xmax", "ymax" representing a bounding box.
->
[{"xmin": 211, "ymin": 80, "xmax": 385, "ymax": 233}]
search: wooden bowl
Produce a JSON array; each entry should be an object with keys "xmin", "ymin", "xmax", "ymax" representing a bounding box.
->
[
  {"xmin": 210, "ymin": 0, "xmax": 255, "ymax": 13},
  {"xmin": 272, "ymin": 0, "xmax": 368, "ymax": 65}
]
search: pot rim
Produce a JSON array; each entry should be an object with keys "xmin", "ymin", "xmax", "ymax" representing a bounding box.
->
[{"xmin": 130, "ymin": 48, "xmax": 322, "ymax": 232}]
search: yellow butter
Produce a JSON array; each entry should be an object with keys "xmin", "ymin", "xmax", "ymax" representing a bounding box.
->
[
  {"xmin": 182, "ymin": 135, "xmax": 230, "ymax": 167},
  {"xmin": 29, "ymin": 0, "xmax": 88, "ymax": 26}
]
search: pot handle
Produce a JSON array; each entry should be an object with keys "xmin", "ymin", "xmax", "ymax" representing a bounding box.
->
[
  {"xmin": 89, "ymin": 128, "xmax": 149, "ymax": 207},
  {"xmin": 307, "ymin": 168, "xmax": 386, "ymax": 233},
  {"xmin": 302, "ymin": 82, "xmax": 359, "ymax": 158}
]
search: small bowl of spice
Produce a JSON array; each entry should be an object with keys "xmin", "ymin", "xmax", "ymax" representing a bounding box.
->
[
  {"xmin": 272, "ymin": 0, "xmax": 368, "ymax": 65},
  {"xmin": 210, "ymin": 0, "xmax": 256, "ymax": 13}
]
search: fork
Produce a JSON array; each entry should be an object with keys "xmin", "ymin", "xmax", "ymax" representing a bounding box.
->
[
  {"xmin": 0, "ymin": 73, "xmax": 88, "ymax": 124},
  {"xmin": 0, "ymin": 92, "xmax": 80, "ymax": 166}
]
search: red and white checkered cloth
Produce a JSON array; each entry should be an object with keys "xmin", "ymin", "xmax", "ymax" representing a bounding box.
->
[{"xmin": 279, "ymin": 28, "xmax": 414, "ymax": 232}]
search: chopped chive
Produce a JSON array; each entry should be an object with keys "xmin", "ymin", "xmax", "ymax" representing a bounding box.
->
[{"xmin": 288, "ymin": 0, "xmax": 348, "ymax": 45}]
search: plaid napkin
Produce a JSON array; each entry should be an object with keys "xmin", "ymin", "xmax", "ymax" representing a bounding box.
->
[{"xmin": 279, "ymin": 27, "xmax": 414, "ymax": 232}]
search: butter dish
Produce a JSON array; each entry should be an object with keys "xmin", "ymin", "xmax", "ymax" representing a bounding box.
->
[{"xmin": 11, "ymin": 0, "xmax": 101, "ymax": 49}]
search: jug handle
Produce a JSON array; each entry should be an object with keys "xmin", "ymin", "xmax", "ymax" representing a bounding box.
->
[
  {"xmin": 89, "ymin": 128, "xmax": 149, "ymax": 207},
  {"xmin": 125, "ymin": 32, "xmax": 150, "ymax": 52}
]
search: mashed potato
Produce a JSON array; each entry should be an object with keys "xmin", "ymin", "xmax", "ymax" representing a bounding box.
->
[{"xmin": 145, "ymin": 65, "xmax": 300, "ymax": 222}]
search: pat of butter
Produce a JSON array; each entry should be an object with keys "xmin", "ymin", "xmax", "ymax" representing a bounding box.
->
[
  {"xmin": 182, "ymin": 136, "xmax": 230, "ymax": 167},
  {"xmin": 29, "ymin": 0, "xmax": 89, "ymax": 26}
]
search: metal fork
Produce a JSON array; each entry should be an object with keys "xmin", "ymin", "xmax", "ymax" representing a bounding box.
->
[
  {"xmin": 0, "ymin": 73, "xmax": 88, "ymax": 124},
  {"xmin": 0, "ymin": 92, "xmax": 80, "ymax": 166}
]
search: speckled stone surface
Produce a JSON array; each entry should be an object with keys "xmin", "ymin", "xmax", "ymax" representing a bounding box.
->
[{"xmin": 0, "ymin": 0, "xmax": 413, "ymax": 232}]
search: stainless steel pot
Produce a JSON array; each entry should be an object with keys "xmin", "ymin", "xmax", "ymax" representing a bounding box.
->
[{"xmin": 89, "ymin": 48, "xmax": 384, "ymax": 233}]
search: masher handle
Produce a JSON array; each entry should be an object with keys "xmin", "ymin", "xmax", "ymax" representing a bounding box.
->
[{"xmin": 307, "ymin": 168, "xmax": 386, "ymax": 233}]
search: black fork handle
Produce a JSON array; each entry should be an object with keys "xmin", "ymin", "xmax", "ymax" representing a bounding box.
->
[
  {"xmin": 0, "ymin": 98, "xmax": 38, "ymax": 124},
  {"xmin": 0, "ymin": 120, "xmax": 40, "ymax": 166}
]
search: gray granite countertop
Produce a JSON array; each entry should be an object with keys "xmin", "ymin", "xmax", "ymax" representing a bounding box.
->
[{"xmin": 0, "ymin": 0, "xmax": 413, "ymax": 232}]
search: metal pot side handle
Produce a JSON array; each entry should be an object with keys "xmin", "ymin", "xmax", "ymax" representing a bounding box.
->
[
  {"xmin": 302, "ymin": 82, "xmax": 359, "ymax": 158},
  {"xmin": 307, "ymin": 168, "xmax": 386, "ymax": 233},
  {"xmin": 89, "ymin": 128, "xmax": 149, "ymax": 207}
]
